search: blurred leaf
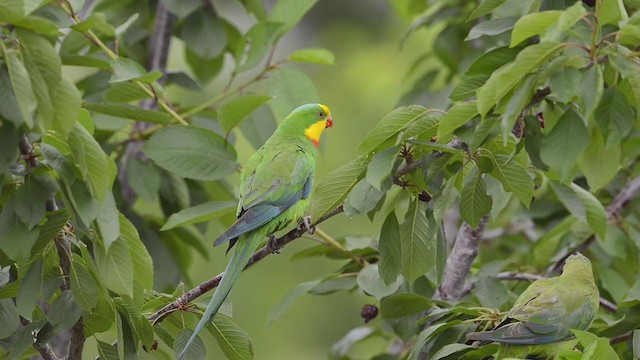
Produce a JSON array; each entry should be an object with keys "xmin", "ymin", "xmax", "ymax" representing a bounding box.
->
[
  {"xmin": 144, "ymin": 126, "xmax": 238, "ymax": 181},
  {"xmin": 84, "ymin": 102, "xmax": 172, "ymax": 124},
  {"xmin": 578, "ymin": 128, "xmax": 620, "ymax": 191},
  {"xmin": 160, "ymin": 0, "xmax": 201, "ymax": 19},
  {"xmin": 52, "ymin": 79, "xmax": 82, "ymax": 136},
  {"xmin": 595, "ymin": 88, "xmax": 635, "ymax": 143},
  {"xmin": 343, "ymin": 179, "xmax": 386, "ymax": 216},
  {"xmin": 208, "ymin": 314, "xmax": 255, "ymax": 360},
  {"xmin": 3, "ymin": 51, "xmax": 36, "ymax": 128},
  {"xmin": 540, "ymin": 108, "xmax": 589, "ymax": 181},
  {"xmin": 379, "ymin": 211, "xmax": 402, "ymax": 285},
  {"xmin": 69, "ymin": 253, "xmax": 99, "ymax": 312},
  {"xmin": 380, "ymin": 293, "xmax": 431, "ymax": 318},
  {"xmin": 510, "ymin": 10, "xmax": 561, "ymax": 46},
  {"xmin": 0, "ymin": 123, "xmax": 19, "ymax": 175},
  {"xmin": 95, "ymin": 191, "xmax": 119, "ymax": 250},
  {"xmin": 466, "ymin": 17, "xmax": 517, "ymax": 41},
  {"xmin": 94, "ymin": 238, "xmax": 133, "ymax": 297},
  {"xmin": 460, "ymin": 168, "xmax": 492, "ymax": 228},
  {"xmin": 408, "ymin": 322, "xmax": 463, "ymax": 360},
  {"xmin": 311, "ymin": 158, "xmax": 366, "ymax": 222},
  {"xmin": 474, "ymin": 275, "xmax": 509, "ymax": 308},
  {"xmin": 14, "ymin": 178, "xmax": 50, "ymax": 230},
  {"xmin": 241, "ymin": 0, "xmax": 267, "ymax": 19},
  {"xmin": 432, "ymin": 344, "xmax": 474, "ymax": 360},
  {"xmin": 578, "ymin": 65, "xmax": 603, "ymax": 121},
  {"xmin": 468, "ymin": 0, "xmax": 508, "ymax": 20},
  {"xmin": 365, "ymin": 147, "xmax": 397, "ymax": 191},
  {"xmin": 185, "ymin": 49, "xmax": 224, "ymax": 84},
  {"xmin": 597, "ymin": 0, "xmax": 628, "ymax": 25},
  {"xmin": 267, "ymin": 67, "xmax": 319, "ymax": 120},
  {"xmin": 180, "ymin": 11, "xmax": 227, "ymax": 59},
  {"xmin": 0, "ymin": 201, "xmax": 40, "ymax": 261},
  {"xmin": 236, "ymin": 21, "xmax": 283, "ymax": 72},
  {"xmin": 330, "ymin": 327, "xmax": 375, "ymax": 360},
  {"xmin": 450, "ymin": 75, "xmax": 487, "ymax": 102},
  {"xmin": 401, "ymin": 200, "xmax": 432, "ymax": 283},
  {"xmin": 572, "ymin": 183, "xmax": 607, "ymax": 240},
  {"xmin": 437, "ymin": 102, "xmax": 478, "ymax": 142},
  {"xmin": 16, "ymin": 260, "xmax": 42, "ymax": 319},
  {"xmin": 573, "ymin": 330, "xmax": 620, "ymax": 360},
  {"xmin": 357, "ymin": 264, "xmax": 403, "ymax": 300},
  {"xmin": 466, "ymin": 46, "xmax": 521, "ymax": 76},
  {"xmin": 310, "ymin": 275, "xmax": 357, "ymax": 295},
  {"xmin": 104, "ymin": 82, "xmax": 152, "ymax": 102},
  {"xmin": 0, "ymin": 299, "xmax": 20, "ymax": 338},
  {"xmin": 488, "ymin": 154, "xmax": 533, "ymax": 207},
  {"xmin": 219, "ymin": 95, "xmax": 272, "ymax": 133},
  {"xmin": 49, "ymin": 290, "xmax": 82, "ymax": 330},
  {"xmin": 268, "ymin": 280, "xmax": 321, "ymax": 323},
  {"xmin": 71, "ymin": 12, "xmax": 115, "ymax": 36},
  {"xmin": 289, "ymin": 48, "xmax": 335, "ymax": 65},
  {"xmin": 543, "ymin": 2, "xmax": 587, "ymax": 41},
  {"xmin": 634, "ymin": 330, "xmax": 640, "ymax": 359},
  {"xmin": 269, "ymin": 0, "xmax": 318, "ymax": 30},
  {"xmin": 359, "ymin": 105, "xmax": 430, "ymax": 156},
  {"xmin": 97, "ymin": 339, "xmax": 120, "ymax": 360},
  {"xmin": 161, "ymin": 201, "xmax": 237, "ymax": 231},
  {"xmin": 175, "ymin": 328, "xmax": 206, "ymax": 360},
  {"xmin": 109, "ymin": 58, "xmax": 161, "ymax": 84}
]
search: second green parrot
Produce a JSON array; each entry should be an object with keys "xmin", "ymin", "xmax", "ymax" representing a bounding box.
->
[
  {"xmin": 178, "ymin": 103, "xmax": 333, "ymax": 359},
  {"xmin": 467, "ymin": 253, "xmax": 599, "ymax": 359}
]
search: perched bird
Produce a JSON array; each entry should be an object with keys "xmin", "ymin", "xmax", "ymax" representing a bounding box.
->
[
  {"xmin": 467, "ymin": 253, "xmax": 599, "ymax": 359},
  {"xmin": 178, "ymin": 103, "xmax": 333, "ymax": 358}
]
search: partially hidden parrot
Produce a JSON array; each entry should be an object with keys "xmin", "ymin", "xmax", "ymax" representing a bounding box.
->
[
  {"xmin": 466, "ymin": 253, "xmax": 599, "ymax": 359},
  {"xmin": 178, "ymin": 103, "xmax": 333, "ymax": 359}
]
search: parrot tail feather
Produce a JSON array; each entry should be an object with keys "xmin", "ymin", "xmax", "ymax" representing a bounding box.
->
[{"xmin": 178, "ymin": 229, "xmax": 266, "ymax": 360}]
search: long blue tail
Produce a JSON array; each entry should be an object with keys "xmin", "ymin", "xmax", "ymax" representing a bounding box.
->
[{"xmin": 178, "ymin": 230, "xmax": 265, "ymax": 359}]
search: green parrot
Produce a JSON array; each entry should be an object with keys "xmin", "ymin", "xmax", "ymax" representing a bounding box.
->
[
  {"xmin": 178, "ymin": 103, "xmax": 333, "ymax": 359},
  {"xmin": 467, "ymin": 253, "xmax": 599, "ymax": 359}
]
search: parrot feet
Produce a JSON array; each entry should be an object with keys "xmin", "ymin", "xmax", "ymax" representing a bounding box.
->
[
  {"xmin": 298, "ymin": 215, "xmax": 315, "ymax": 234},
  {"xmin": 267, "ymin": 235, "xmax": 280, "ymax": 254}
]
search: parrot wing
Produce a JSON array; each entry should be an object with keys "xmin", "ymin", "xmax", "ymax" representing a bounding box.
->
[{"xmin": 213, "ymin": 146, "xmax": 313, "ymax": 247}]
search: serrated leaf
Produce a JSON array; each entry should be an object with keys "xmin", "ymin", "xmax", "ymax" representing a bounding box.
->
[
  {"xmin": 3, "ymin": 51, "xmax": 36, "ymax": 128},
  {"xmin": 266, "ymin": 67, "xmax": 319, "ymax": 120},
  {"xmin": 578, "ymin": 65, "xmax": 603, "ymax": 121},
  {"xmin": 357, "ymin": 264, "xmax": 403, "ymax": 300},
  {"xmin": 466, "ymin": 46, "xmax": 521, "ymax": 76},
  {"xmin": 219, "ymin": 95, "xmax": 271, "ymax": 133},
  {"xmin": 69, "ymin": 253, "xmax": 99, "ymax": 311},
  {"xmin": 343, "ymin": 179, "xmax": 386, "ymax": 217},
  {"xmin": 175, "ymin": 328, "xmax": 206, "ymax": 360},
  {"xmin": 378, "ymin": 211, "xmax": 402, "ymax": 285},
  {"xmin": 466, "ymin": 17, "xmax": 517, "ymax": 41},
  {"xmin": 143, "ymin": 126, "xmax": 238, "ymax": 181},
  {"xmin": 401, "ymin": 199, "xmax": 432, "ymax": 283},
  {"xmin": 573, "ymin": 330, "xmax": 620, "ymax": 360},
  {"xmin": 311, "ymin": 158, "xmax": 367, "ymax": 222},
  {"xmin": 208, "ymin": 314, "xmax": 255, "ymax": 360},
  {"xmin": 450, "ymin": 75, "xmax": 487, "ymax": 101},
  {"xmin": 161, "ymin": 201, "xmax": 237, "ymax": 231},
  {"xmin": 0, "ymin": 201, "xmax": 40, "ymax": 262},
  {"xmin": 16, "ymin": 260, "xmax": 42, "ymax": 319},
  {"xmin": 380, "ymin": 293, "xmax": 431, "ymax": 318},
  {"xmin": 83, "ymin": 101, "xmax": 172, "ymax": 124},
  {"xmin": 510, "ymin": 10, "xmax": 561, "ymax": 46},
  {"xmin": 468, "ymin": 0, "xmax": 508, "ymax": 20},
  {"xmin": 365, "ymin": 147, "xmax": 397, "ymax": 191},
  {"xmin": 488, "ymin": 154, "xmax": 533, "ymax": 207},
  {"xmin": 289, "ymin": 48, "xmax": 335, "ymax": 65},
  {"xmin": 68, "ymin": 124, "xmax": 113, "ymax": 202},
  {"xmin": 359, "ymin": 105, "xmax": 430, "ymax": 156},
  {"xmin": 95, "ymin": 190, "xmax": 119, "ymax": 250},
  {"xmin": 540, "ymin": 108, "xmax": 589, "ymax": 182},
  {"xmin": 95, "ymin": 238, "xmax": 133, "ymax": 297},
  {"xmin": 543, "ymin": 2, "xmax": 586, "ymax": 41},
  {"xmin": 460, "ymin": 168, "xmax": 492, "ymax": 227},
  {"xmin": 437, "ymin": 102, "xmax": 478, "ymax": 142},
  {"xmin": 0, "ymin": 298, "xmax": 20, "ymax": 338},
  {"xmin": 595, "ymin": 88, "xmax": 636, "ymax": 143},
  {"xmin": 109, "ymin": 58, "xmax": 161, "ymax": 83},
  {"xmin": 49, "ymin": 290, "xmax": 82, "ymax": 330},
  {"xmin": 578, "ymin": 128, "xmax": 620, "ymax": 191},
  {"xmin": 14, "ymin": 179, "xmax": 49, "ymax": 230},
  {"xmin": 96, "ymin": 339, "xmax": 120, "ymax": 360},
  {"xmin": 571, "ymin": 183, "xmax": 606, "ymax": 240},
  {"xmin": 119, "ymin": 215, "xmax": 153, "ymax": 305}
]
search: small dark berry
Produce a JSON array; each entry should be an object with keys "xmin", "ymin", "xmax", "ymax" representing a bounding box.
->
[
  {"xmin": 419, "ymin": 191, "xmax": 432, "ymax": 203},
  {"xmin": 361, "ymin": 304, "xmax": 379, "ymax": 323}
]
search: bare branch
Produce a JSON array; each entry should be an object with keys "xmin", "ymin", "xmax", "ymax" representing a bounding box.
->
[
  {"xmin": 33, "ymin": 340, "xmax": 62, "ymax": 360},
  {"xmin": 547, "ymin": 175, "xmax": 640, "ymax": 275},
  {"xmin": 434, "ymin": 217, "xmax": 488, "ymax": 301}
]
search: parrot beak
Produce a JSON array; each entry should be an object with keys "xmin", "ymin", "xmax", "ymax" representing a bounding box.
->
[{"xmin": 326, "ymin": 116, "xmax": 333, "ymax": 129}]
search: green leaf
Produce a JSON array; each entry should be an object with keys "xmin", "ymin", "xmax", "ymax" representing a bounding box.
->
[
  {"xmin": 365, "ymin": 147, "xmax": 397, "ymax": 191},
  {"xmin": 468, "ymin": 0, "xmax": 508, "ymax": 20},
  {"xmin": 51, "ymin": 79, "xmax": 82, "ymax": 136},
  {"xmin": 69, "ymin": 124, "xmax": 113, "ymax": 202},
  {"xmin": 380, "ymin": 293, "xmax": 432, "ymax": 318},
  {"xmin": 540, "ymin": 108, "xmax": 589, "ymax": 182},
  {"xmin": 96, "ymin": 339, "xmax": 120, "ymax": 360},
  {"xmin": 120, "ymin": 215, "xmax": 153, "ymax": 305},
  {"xmin": 161, "ymin": 201, "xmax": 237, "ymax": 231},
  {"xmin": 109, "ymin": 58, "xmax": 161, "ymax": 84},
  {"xmin": 61, "ymin": 54, "xmax": 111, "ymax": 70},
  {"xmin": 408, "ymin": 322, "xmax": 465, "ymax": 360},
  {"xmin": 460, "ymin": 168, "xmax": 492, "ymax": 227},
  {"xmin": 510, "ymin": 10, "xmax": 561, "ymax": 46},
  {"xmin": 310, "ymin": 275, "xmax": 357, "ymax": 295},
  {"xmin": 437, "ymin": 102, "xmax": 478, "ymax": 142},
  {"xmin": 159, "ymin": 0, "xmax": 201, "ymax": 18},
  {"xmin": 378, "ymin": 211, "xmax": 402, "ymax": 285},
  {"xmin": 573, "ymin": 330, "xmax": 621, "ymax": 360},
  {"xmin": 266, "ymin": 67, "xmax": 319, "ymax": 120},
  {"xmin": 597, "ymin": 0, "xmax": 628, "ymax": 25},
  {"xmin": 143, "ymin": 126, "xmax": 238, "ymax": 181},
  {"xmin": 595, "ymin": 88, "xmax": 636, "ymax": 143},
  {"xmin": 432, "ymin": 344, "xmax": 474, "ymax": 360},
  {"xmin": 571, "ymin": 183, "xmax": 607, "ymax": 240},
  {"xmin": 466, "ymin": 46, "xmax": 521, "ymax": 76},
  {"xmin": 488, "ymin": 154, "xmax": 533, "ymax": 207},
  {"xmin": 16, "ymin": 259, "xmax": 42, "ymax": 319},
  {"xmin": 3, "ymin": 51, "xmax": 36, "ymax": 128},
  {"xmin": 343, "ymin": 179, "xmax": 386, "ymax": 217},
  {"xmin": 208, "ymin": 314, "xmax": 255, "ymax": 360},
  {"xmin": 95, "ymin": 238, "xmax": 134, "ymax": 297},
  {"xmin": 219, "ymin": 95, "xmax": 271, "ymax": 133},
  {"xmin": 236, "ymin": 21, "xmax": 283, "ymax": 72},
  {"xmin": 175, "ymin": 328, "xmax": 206, "ymax": 360},
  {"xmin": 289, "ymin": 48, "xmax": 335, "ymax": 65},
  {"xmin": 71, "ymin": 12, "xmax": 115, "ymax": 36},
  {"xmin": 0, "ymin": 201, "xmax": 40, "ymax": 262},
  {"xmin": 180, "ymin": 11, "xmax": 227, "ymax": 59},
  {"xmin": 95, "ymin": 190, "xmax": 120, "ymax": 250},
  {"xmin": 476, "ymin": 41, "xmax": 562, "ymax": 117},
  {"xmin": 311, "ymin": 158, "xmax": 367, "ymax": 222},
  {"xmin": 69, "ymin": 253, "xmax": 99, "ymax": 312},
  {"xmin": 49, "ymin": 290, "xmax": 82, "ymax": 330},
  {"xmin": 578, "ymin": 128, "xmax": 620, "ymax": 191},
  {"xmin": 466, "ymin": 17, "xmax": 517, "ymax": 41},
  {"xmin": 359, "ymin": 105, "xmax": 430, "ymax": 156},
  {"xmin": 577, "ymin": 65, "xmax": 603, "ymax": 121},
  {"xmin": 268, "ymin": 0, "xmax": 318, "ymax": 31},
  {"xmin": 0, "ymin": 123, "xmax": 19, "ymax": 175},
  {"xmin": 0, "ymin": 63, "xmax": 27, "ymax": 126},
  {"xmin": 185, "ymin": 49, "xmax": 224, "ymax": 84},
  {"xmin": 543, "ymin": 2, "xmax": 587, "ymax": 41},
  {"xmin": 357, "ymin": 264, "xmax": 403, "ymax": 300},
  {"xmin": 268, "ymin": 280, "xmax": 321, "ymax": 323},
  {"xmin": 83, "ymin": 102, "xmax": 172, "ymax": 124},
  {"xmin": 633, "ymin": 330, "xmax": 640, "ymax": 359},
  {"xmin": 450, "ymin": 75, "xmax": 488, "ymax": 101},
  {"xmin": 401, "ymin": 199, "xmax": 432, "ymax": 283},
  {"xmin": 0, "ymin": 298, "xmax": 20, "ymax": 338},
  {"xmin": 104, "ymin": 81, "xmax": 152, "ymax": 103},
  {"xmin": 330, "ymin": 327, "xmax": 375, "ymax": 359},
  {"xmin": 14, "ymin": 178, "xmax": 50, "ymax": 230}
]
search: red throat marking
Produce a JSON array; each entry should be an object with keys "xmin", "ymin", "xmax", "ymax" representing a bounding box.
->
[{"xmin": 311, "ymin": 139, "xmax": 319, "ymax": 148}]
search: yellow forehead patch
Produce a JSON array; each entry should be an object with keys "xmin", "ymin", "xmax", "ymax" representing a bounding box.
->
[{"xmin": 319, "ymin": 104, "xmax": 331, "ymax": 117}]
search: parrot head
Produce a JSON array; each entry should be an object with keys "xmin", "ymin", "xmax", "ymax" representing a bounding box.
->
[
  {"xmin": 279, "ymin": 103, "xmax": 333, "ymax": 147},
  {"xmin": 562, "ymin": 253, "xmax": 594, "ymax": 276}
]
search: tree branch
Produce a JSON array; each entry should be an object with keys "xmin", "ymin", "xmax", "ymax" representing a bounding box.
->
[
  {"xmin": 33, "ymin": 340, "xmax": 61, "ymax": 360},
  {"xmin": 547, "ymin": 175, "xmax": 640, "ymax": 275},
  {"xmin": 434, "ymin": 217, "xmax": 488, "ymax": 301}
]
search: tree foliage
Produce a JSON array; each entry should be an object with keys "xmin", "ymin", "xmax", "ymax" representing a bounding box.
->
[{"xmin": 1, "ymin": 0, "xmax": 640, "ymax": 359}]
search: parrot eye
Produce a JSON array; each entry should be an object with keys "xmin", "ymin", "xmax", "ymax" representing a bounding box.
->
[{"xmin": 317, "ymin": 112, "xmax": 325, "ymax": 118}]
